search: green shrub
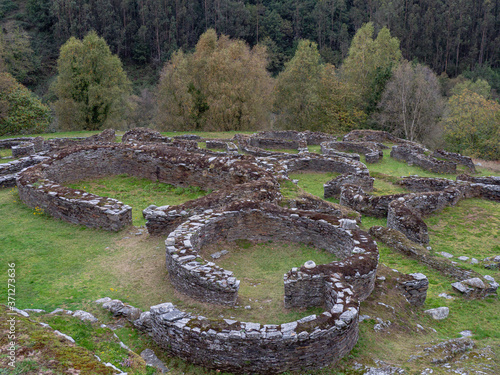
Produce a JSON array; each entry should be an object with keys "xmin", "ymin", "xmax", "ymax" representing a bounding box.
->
[{"xmin": 0, "ymin": 72, "xmax": 51, "ymax": 135}]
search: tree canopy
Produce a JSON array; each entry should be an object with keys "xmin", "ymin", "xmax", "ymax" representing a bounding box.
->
[
  {"xmin": 0, "ymin": 72, "xmax": 51, "ymax": 136},
  {"xmin": 156, "ymin": 29, "xmax": 273, "ymax": 131},
  {"xmin": 52, "ymin": 31, "xmax": 131, "ymax": 131},
  {"xmin": 341, "ymin": 23, "xmax": 401, "ymax": 111},
  {"xmin": 376, "ymin": 60, "xmax": 443, "ymax": 143},
  {"xmin": 443, "ymin": 89, "xmax": 500, "ymax": 160},
  {"xmin": 274, "ymin": 40, "xmax": 365, "ymax": 133}
]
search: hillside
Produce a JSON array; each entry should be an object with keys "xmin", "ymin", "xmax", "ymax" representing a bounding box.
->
[{"xmin": 1, "ymin": 0, "xmax": 500, "ymax": 96}]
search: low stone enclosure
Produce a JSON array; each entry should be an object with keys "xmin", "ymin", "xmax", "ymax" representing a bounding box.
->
[
  {"xmin": 369, "ymin": 226, "xmax": 498, "ymax": 299},
  {"xmin": 105, "ymin": 203, "xmax": 381, "ymax": 373},
  {"xmin": 16, "ymin": 142, "xmax": 281, "ymax": 231},
  {"xmin": 340, "ymin": 175, "xmax": 500, "ymax": 245}
]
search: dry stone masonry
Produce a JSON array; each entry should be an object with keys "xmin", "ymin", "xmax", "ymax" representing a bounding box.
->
[
  {"xmin": 16, "ymin": 142, "xmax": 281, "ymax": 232},
  {"xmin": 369, "ymin": 226, "xmax": 498, "ymax": 299},
  {"xmin": 101, "ymin": 204, "xmax": 379, "ymax": 374},
  {"xmin": 164, "ymin": 204, "xmax": 378, "ymax": 308},
  {"xmin": 391, "ymin": 145, "xmax": 457, "ymax": 174},
  {"xmin": 321, "ymin": 140, "xmax": 385, "ymax": 163}
]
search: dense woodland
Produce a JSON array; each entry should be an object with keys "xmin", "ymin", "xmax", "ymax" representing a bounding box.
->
[
  {"xmin": 0, "ymin": 0, "xmax": 499, "ymax": 159},
  {"xmin": 1, "ymin": 0, "xmax": 499, "ymax": 86}
]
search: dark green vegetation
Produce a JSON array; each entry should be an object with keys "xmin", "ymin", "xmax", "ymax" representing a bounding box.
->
[
  {"xmin": 0, "ymin": 72, "xmax": 51, "ymax": 135},
  {"xmin": 15, "ymin": 0, "xmax": 500, "ymax": 81},
  {"xmin": 1, "ymin": 131, "xmax": 499, "ymax": 374}
]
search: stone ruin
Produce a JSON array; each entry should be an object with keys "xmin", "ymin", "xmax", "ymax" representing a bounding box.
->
[{"xmin": 2, "ymin": 127, "xmax": 498, "ymax": 373}]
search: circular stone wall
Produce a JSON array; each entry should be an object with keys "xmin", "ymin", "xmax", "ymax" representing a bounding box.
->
[
  {"xmin": 155, "ymin": 204, "xmax": 379, "ymax": 373},
  {"xmin": 16, "ymin": 143, "xmax": 279, "ymax": 231}
]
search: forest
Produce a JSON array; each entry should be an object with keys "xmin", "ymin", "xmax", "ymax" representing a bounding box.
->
[{"xmin": 0, "ymin": 0, "xmax": 499, "ymax": 159}]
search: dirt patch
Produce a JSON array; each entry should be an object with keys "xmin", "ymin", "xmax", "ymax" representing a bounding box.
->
[{"xmin": 473, "ymin": 158, "xmax": 500, "ymax": 173}]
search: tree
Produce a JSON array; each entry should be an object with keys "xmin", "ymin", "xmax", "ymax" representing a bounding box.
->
[
  {"xmin": 341, "ymin": 23, "xmax": 401, "ymax": 112},
  {"xmin": 0, "ymin": 72, "xmax": 52, "ymax": 135},
  {"xmin": 156, "ymin": 29, "xmax": 273, "ymax": 131},
  {"xmin": 274, "ymin": 39, "xmax": 365, "ymax": 132},
  {"xmin": 450, "ymin": 78, "xmax": 491, "ymax": 99},
  {"xmin": 0, "ymin": 25, "xmax": 36, "ymax": 85},
  {"xmin": 443, "ymin": 89, "xmax": 500, "ymax": 160},
  {"xmin": 52, "ymin": 31, "xmax": 131, "ymax": 131},
  {"xmin": 376, "ymin": 60, "xmax": 444, "ymax": 143}
]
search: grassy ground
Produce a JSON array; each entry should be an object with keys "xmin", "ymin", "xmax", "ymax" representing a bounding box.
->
[
  {"xmin": 0, "ymin": 148, "xmax": 12, "ymax": 163},
  {"xmin": 368, "ymin": 148, "xmax": 500, "ymax": 178},
  {"xmin": 0, "ymin": 186, "xmax": 337, "ymax": 324},
  {"xmin": 288, "ymin": 171, "xmax": 340, "ymax": 198},
  {"xmin": 67, "ymin": 175, "xmax": 210, "ymax": 226}
]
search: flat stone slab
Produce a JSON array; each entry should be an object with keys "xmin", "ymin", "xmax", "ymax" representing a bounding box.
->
[
  {"xmin": 141, "ymin": 349, "xmax": 169, "ymax": 373},
  {"xmin": 424, "ymin": 307, "xmax": 449, "ymax": 320}
]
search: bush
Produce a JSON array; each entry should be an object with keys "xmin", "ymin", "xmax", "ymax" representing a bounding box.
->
[{"xmin": 0, "ymin": 72, "xmax": 51, "ymax": 135}]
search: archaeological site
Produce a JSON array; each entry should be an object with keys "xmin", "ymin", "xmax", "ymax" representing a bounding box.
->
[{"xmin": 1, "ymin": 128, "xmax": 499, "ymax": 374}]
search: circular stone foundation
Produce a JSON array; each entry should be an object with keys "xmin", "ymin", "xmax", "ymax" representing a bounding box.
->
[
  {"xmin": 152, "ymin": 204, "xmax": 379, "ymax": 373},
  {"xmin": 16, "ymin": 143, "xmax": 280, "ymax": 231}
]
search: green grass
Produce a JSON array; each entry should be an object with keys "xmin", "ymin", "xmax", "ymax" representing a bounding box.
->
[
  {"xmin": 369, "ymin": 148, "xmax": 500, "ymax": 178},
  {"xmin": 0, "ymin": 188, "xmax": 127, "ymax": 311},
  {"xmin": 307, "ymin": 144, "xmax": 322, "ymax": 153},
  {"xmin": 0, "ymin": 186, "xmax": 337, "ymax": 325},
  {"xmin": 288, "ymin": 171, "xmax": 340, "ymax": 198},
  {"xmin": 67, "ymin": 175, "xmax": 210, "ymax": 226},
  {"xmin": 376, "ymin": 241, "xmax": 500, "ymax": 340},
  {"xmin": 201, "ymin": 240, "xmax": 338, "ymax": 324},
  {"xmin": 279, "ymin": 179, "xmax": 301, "ymax": 200},
  {"xmin": 0, "ymin": 148, "xmax": 13, "ymax": 163},
  {"xmin": 0, "ymin": 148, "xmax": 12, "ymax": 158},
  {"xmin": 426, "ymin": 198, "xmax": 500, "ymax": 275}
]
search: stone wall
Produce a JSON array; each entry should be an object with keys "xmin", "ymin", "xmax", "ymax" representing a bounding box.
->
[
  {"xmin": 16, "ymin": 144, "xmax": 279, "ymax": 232},
  {"xmin": 283, "ymin": 192, "xmax": 361, "ymax": 222},
  {"xmin": 164, "ymin": 205, "xmax": 378, "ymax": 307},
  {"xmin": 386, "ymin": 187, "xmax": 464, "ymax": 244},
  {"xmin": 12, "ymin": 143, "xmax": 35, "ymax": 158},
  {"xmin": 432, "ymin": 149, "xmax": 476, "ymax": 173},
  {"xmin": 340, "ymin": 183, "xmax": 468, "ymax": 244},
  {"xmin": 457, "ymin": 174, "xmax": 500, "ymax": 186},
  {"xmin": 278, "ymin": 153, "xmax": 370, "ymax": 176},
  {"xmin": 321, "ymin": 141, "xmax": 384, "ymax": 163},
  {"xmin": 397, "ymin": 273, "xmax": 429, "ymax": 306},
  {"xmin": 235, "ymin": 131, "xmax": 336, "ymax": 156},
  {"xmin": 369, "ymin": 226, "xmax": 498, "ymax": 298},
  {"xmin": 149, "ymin": 296, "xmax": 359, "ymax": 374},
  {"xmin": 122, "ymin": 127, "xmax": 170, "ymax": 143},
  {"xmin": 205, "ymin": 140, "xmax": 228, "ymax": 149},
  {"xmin": 0, "ymin": 137, "xmax": 35, "ymax": 149},
  {"xmin": 323, "ymin": 174, "xmax": 374, "ymax": 200},
  {"xmin": 0, "ymin": 154, "xmax": 49, "ymax": 187},
  {"xmin": 17, "ymin": 180, "xmax": 132, "ymax": 231},
  {"xmin": 391, "ymin": 145, "xmax": 457, "ymax": 174},
  {"xmin": 339, "ymin": 185, "xmax": 407, "ymax": 218},
  {"xmin": 342, "ymin": 130, "xmax": 423, "ymax": 149},
  {"xmin": 143, "ymin": 204, "xmax": 379, "ymax": 373},
  {"xmin": 250, "ymin": 137, "xmax": 300, "ymax": 150},
  {"xmin": 398, "ymin": 176, "xmax": 456, "ymax": 192}
]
